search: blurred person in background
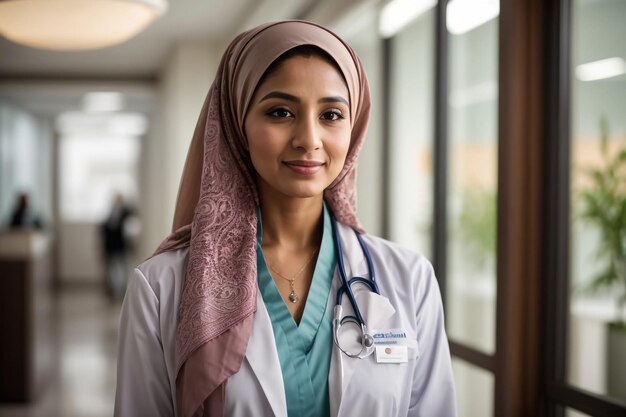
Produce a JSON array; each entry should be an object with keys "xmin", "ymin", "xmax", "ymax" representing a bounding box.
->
[
  {"xmin": 115, "ymin": 20, "xmax": 456, "ymax": 417},
  {"xmin": 8, "ymin": 192, "xmax": 43, "ymax": 229},
  {"xmin": 100, "ymin": 192, "xmax": 136, "ymax": 300}
]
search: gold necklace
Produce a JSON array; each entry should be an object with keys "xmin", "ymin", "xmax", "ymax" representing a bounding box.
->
[{"xmin": 266, "ymin": 248, "xmax": 318, "ymax": 303}]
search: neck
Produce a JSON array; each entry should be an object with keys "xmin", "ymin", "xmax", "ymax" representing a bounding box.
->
[{"xmin": 258, "ymin": 183, "xmax": 324, "ymax": 252}]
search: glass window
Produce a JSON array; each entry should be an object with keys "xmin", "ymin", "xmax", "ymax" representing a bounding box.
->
[
  {"xmin": 388, "ymin": 8, "xmax": 436, "ymax": 259},
  {"xmin": 452, "ymin": 357, "xmax": 494, "ymax": 417},
  {"xmin": 445, "ymin": 0, "xmax": 499, "ymax": 354},
  {"xmin": 568, "ymin": 0, "xmax": 626, "ymax": 404},
  {"xmin": 0, "ymin": 101, "xmax": 51, "ymax": 225},
  {"xmin": 57, "ymin": 112, "xmax": 144, "ymax": 222}
]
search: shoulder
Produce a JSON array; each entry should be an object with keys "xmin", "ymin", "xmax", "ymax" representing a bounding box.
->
[
  {"xmin": 132, "ymin": 247, "xmax": 190, "ymax": 301},
  {"xmin": 362, "ymin": 234, "xmax": 434, "ymax": 279},
  {"xmin": 334, "ymin": 222, "xmax": 435, "ymax": 289},
  {"xmin": 360, "ymin": 233, "xmax": 440, "ymax": 309}
]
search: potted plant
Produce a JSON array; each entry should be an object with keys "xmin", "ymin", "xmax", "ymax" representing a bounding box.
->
[{"xmin": 577, "ymin": 116, "xmax": 626, "ymax": 399}]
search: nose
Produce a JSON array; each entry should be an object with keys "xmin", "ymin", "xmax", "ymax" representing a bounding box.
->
[{"xmin": 291, "ymin": 113, "xmax": 322, "ymax": 151}]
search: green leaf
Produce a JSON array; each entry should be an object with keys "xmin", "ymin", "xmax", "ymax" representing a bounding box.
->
[{"xmin": 586, "ymin": 265, "xmax": 618, "ymax": 293}]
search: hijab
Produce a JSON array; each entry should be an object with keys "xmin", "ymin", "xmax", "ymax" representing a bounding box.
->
[{"xmin": 153, "ymin": 20, "xmax": 371, "ymax": 417}]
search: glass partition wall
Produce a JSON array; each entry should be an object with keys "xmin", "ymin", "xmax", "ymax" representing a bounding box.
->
[
  {"xmin": 445, "ymin": 5, "xmax": 499, "ymax": 356},
  {"xmin": 385, "ymin": 1, "xmax": 500, "ymax": 416},
  {"xmin": 388, "ymin": 9, "xmax": 436, "ymax": 259},
  {"xmin": 381, "ymin": 0, "xmax": 626, "ymax": 415},
  {"xmin": 566, "ymin": 0, "xmax": 626, "ymax": 413}
]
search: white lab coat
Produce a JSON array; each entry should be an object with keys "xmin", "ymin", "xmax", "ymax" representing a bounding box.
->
[{"xmin": 114, "ymin": 222, "xmax": 457, "ymax": 417}]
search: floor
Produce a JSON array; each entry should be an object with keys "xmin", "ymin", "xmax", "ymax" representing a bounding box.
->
[{"xmin": 0, "ymin": 288, "xmax": 121, "ymax": 417}]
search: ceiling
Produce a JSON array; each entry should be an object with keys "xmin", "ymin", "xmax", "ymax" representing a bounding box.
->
[
  {"xmin": 0, "ymin": 0, "xmax": 320, "ymax": 79},
  {"xmin": 0, "ymin": 0, "xmax": 331, "ymax": 115}
]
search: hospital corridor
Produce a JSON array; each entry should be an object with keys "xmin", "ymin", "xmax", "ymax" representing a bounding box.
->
[
  {"xmin": 0, "ymin": 289, "xmax": 120, "ymax": 417},
  {"xmin": 0, "ymin": 1, "xmax": 625, "ymax": 416}
]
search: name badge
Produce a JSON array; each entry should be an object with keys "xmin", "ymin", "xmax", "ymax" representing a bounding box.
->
[
  {"xmin": 371, "ymin": 328, "xmax": 419, "ymax": 363},
  {"xmin": 375, "ymin": 345, "xmax": 408, "ymax": 363},
  {"xmin": 371, "ymin": 328, "xmax": 408, "ymax": 346}
]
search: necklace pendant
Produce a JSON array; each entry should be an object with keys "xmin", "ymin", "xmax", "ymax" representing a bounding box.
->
[{"xmin": 289, "ymin": 291, "xmax": 299, "ymax": 303}]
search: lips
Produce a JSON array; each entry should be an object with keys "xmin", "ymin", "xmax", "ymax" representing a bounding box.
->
[{"xmin": 283, "ymin": 160, "xmax": 324, "ymax": 175}]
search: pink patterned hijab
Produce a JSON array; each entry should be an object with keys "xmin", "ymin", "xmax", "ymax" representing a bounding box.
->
[{"xmin": 153, "ymin": 20, "xmax": 371, "ymax": 417}]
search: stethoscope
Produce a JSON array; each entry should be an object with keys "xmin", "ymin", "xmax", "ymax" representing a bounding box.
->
[{"xmin": 330, "ymin": 214, "xmax": 380, "ymax": 359}]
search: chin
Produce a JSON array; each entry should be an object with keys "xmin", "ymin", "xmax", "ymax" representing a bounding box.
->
[
  {"xmin": 257, "ymin": 173, "xmax": 332, "ymax": 200},
  {"xmin": 275, "ymin": 181, "xmax": 328, "ymax": 199},
  {"xmin": 282, "ymin": 187, "xmax": 325, "ymax": 199}
]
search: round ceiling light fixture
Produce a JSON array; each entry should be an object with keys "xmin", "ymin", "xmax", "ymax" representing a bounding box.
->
[{"xmin": 0, "ymin": 0, "xmax": 168, "ymax": 51}]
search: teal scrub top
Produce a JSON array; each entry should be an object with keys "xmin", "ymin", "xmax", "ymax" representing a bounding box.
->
[{"xmin": 256, "ymin": 204, "xmax": 336, "ymax": 417}]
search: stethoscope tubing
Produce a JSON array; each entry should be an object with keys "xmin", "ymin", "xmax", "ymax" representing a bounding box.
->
[{"xmin": 330, "ymin": 213, "xmax": 379, "ymax": 336}]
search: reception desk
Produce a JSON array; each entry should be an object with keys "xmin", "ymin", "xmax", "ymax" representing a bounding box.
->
[{"xmin": 0, "ymin": 230, "xmax": 53, "ymax": 402}]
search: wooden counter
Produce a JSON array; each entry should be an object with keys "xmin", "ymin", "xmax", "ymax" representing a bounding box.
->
[{"xmin": 0, "ymin": 231, "xmax": 53, "ymax": 402}]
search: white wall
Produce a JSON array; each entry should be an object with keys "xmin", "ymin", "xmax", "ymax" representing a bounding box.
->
[
  {"xmin": 57, "ymin": 222, "xmax": 104, "ymax": 283},
  {"xmin": 138, "ymin": 40, "xmax": 221, "ymax": 259}
]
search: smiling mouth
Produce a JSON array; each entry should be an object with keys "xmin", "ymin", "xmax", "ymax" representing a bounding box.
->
[{"xmin": 283, "ymin": 160, "xmax": 325, "ymax": 175}]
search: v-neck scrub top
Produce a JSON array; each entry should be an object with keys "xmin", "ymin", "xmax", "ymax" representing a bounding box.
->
[{"xmin": 256, "ymin": 204, "xmax": 336, "ymax": 417}]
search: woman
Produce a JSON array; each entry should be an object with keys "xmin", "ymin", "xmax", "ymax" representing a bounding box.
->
[{"xmin": 114, "ymin": 20, "xmax": 456, "ymax": 417}]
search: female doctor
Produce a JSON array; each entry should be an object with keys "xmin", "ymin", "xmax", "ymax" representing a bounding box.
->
[{"xmin": 114, "ymin": 20, "xmax": 457, "ymax": 417}]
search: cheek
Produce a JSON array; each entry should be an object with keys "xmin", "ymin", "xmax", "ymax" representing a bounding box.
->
[
  {"xmin": 247, "ymin": 125, "xmax": 285, "ymax": 170},
  {"xmin": 328, "ymin": 128, "xmax": 352, "ymax": 166}
]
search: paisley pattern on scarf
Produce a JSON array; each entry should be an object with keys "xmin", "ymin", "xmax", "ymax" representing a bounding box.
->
[{"xmin": 176, "ymin": 80, "xmax": 259, "ymax": 364}]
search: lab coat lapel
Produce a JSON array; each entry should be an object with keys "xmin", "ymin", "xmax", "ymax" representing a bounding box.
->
[
  {"xmin": 328, "ymin": 223, "xmax": 368, "ymax": 417},
  {"xmin": 328, "ymin": 224, "xmax": 397, "ymax": 417},
  {"xmin": 245, "ymin": 291, "xmax": 287, "ymax": 417}
]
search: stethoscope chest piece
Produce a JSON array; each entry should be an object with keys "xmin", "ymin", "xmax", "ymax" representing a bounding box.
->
[{"xmin": 363, "ymin": 333, "xmax": 374, "ymax": 348}]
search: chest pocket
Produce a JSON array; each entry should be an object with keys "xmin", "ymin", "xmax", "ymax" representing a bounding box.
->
[{"xmin": 339, "ymin": 343, "xmax": 419, "ymax": 417}]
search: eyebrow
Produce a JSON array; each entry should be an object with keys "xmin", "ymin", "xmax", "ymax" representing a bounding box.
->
[{"xmin": 259, "ymin": 91, "xmax": 349, "ymax": 106}]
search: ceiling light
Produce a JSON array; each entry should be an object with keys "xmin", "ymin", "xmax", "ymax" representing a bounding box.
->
[
  {"xmin": 447, "ymin": 0, "xmax": 499, "ymax": 35},
  {"xmin": 379, "ymin": 0, "xmax": 437, "ymax": 38},
  {"xmin": 82, "ymin": 92, "xmax": 125, "ymax": 113},
  {"xmin": 576, "ymin": 57, "xmax": 626, "ymax": 82},
  {"xmin": 0, "ymin": 0, "xmax": 168, "ymax": 51}
]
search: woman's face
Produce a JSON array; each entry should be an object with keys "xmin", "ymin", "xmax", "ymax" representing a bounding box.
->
[{"xmin": 244, "ymin": 54, "xmax": 351, "ymax": 201}]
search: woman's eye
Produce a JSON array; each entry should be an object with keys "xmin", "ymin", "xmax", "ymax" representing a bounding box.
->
[
  {"xmin": 267, "ymin": 108, "xmax": 294, "ymax": 118},
  {"xmin": 321, "ymin": 110, "xmax": 344, "ymax": 121}
]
